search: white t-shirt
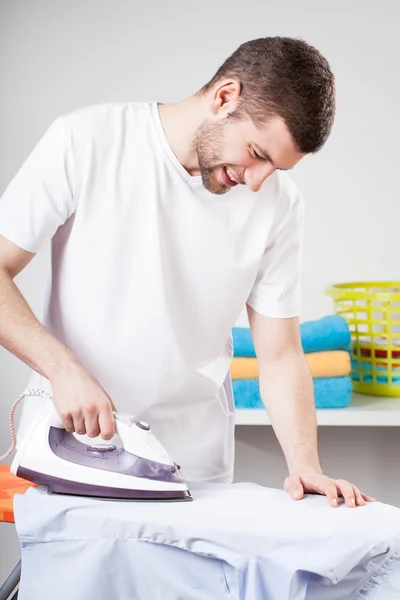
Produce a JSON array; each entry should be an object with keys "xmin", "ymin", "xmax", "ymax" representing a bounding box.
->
[{"xmin": 0, "ymin": 102, "xmax": 304, "ymax": 483}]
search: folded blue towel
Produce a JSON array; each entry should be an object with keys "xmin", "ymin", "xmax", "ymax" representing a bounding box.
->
[
  {"xmin": 232, "ymin": 315, "xmax": 351, "ymax": 357},
  {"xmin": 233, "ymin": 376, "xmax": 353, "ymax": 409}
]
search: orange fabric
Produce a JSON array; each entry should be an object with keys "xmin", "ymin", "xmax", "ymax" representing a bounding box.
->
[
  {"xmin": 0, "ymin": 465, "xmax": 37, "ymax": 524},
  {"xmin": 230, "ymin": 351, "xmax": 351, "ymax": 380}
]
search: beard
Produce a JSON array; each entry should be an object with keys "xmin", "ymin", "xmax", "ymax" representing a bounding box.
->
[{"xmin": 193, "ymin": 119, "xmax": 231, "ymax": 195}]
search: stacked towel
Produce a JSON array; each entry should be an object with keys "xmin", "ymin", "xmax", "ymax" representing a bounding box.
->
[
  {"xmin": 231, "ymin": 315, "xmax": 353, "ymax": 409},
  {"xmin": 232, "ymin": 315, "xmax": 351, "ymax": 357},
  {"xmin": 231, "ymin": 352, "xmax": 351, "ymax": 380}
]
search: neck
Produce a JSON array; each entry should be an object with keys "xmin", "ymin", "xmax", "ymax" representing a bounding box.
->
[{"xmin": 157, "ymin": 95, "xmax": 207, "ymax": 176}]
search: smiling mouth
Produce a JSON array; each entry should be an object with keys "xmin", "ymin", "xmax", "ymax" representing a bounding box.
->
[{"xmin": 221, "ymin": 166, "xmax": 241, "ymax": 187}]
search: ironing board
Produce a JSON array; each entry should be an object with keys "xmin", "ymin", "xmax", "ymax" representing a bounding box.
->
[{"xmin": 0, "ymin": 466, "xmax": 37, "ymax": 600}]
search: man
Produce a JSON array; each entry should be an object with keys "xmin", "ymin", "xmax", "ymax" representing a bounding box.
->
[{"xmin": 0, "ymin": 36, "xmax": 374, "ymax": 508}]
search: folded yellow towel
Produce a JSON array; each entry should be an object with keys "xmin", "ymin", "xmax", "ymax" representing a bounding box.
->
[{"xmin": 230, "ymin": 351, "xmax": 351, "ymax": 380}]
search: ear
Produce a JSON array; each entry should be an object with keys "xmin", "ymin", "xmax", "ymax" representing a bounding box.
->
[{"xmin": 209, "ymin": 79, "xmax": 242, "ymax": 116}]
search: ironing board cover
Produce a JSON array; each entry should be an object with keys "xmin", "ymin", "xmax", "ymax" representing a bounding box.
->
[{"xmin": 0, "ymin": 465, "xmax": 37, "ymax": 523}]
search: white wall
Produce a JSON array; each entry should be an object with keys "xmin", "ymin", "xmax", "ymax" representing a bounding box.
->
[{"xmin": 1, "ymin": 0, "xmax": 400, "ymax": 585}]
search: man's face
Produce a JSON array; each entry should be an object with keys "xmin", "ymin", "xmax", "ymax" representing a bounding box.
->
[{"xmin": 193, "ymin": 113, "xmax": 306, "ymax": 195}]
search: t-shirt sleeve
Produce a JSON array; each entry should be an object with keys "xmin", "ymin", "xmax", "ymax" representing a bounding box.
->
[
  {"xmin": 246, "ymin": 181, "xmax": 304, "ymax": 318},
  {"xmin": 0, "ymin": 116, "xmax": 76, "ymax": 253}
]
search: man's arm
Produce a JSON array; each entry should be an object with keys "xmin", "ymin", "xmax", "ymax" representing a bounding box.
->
[
  {"xmin": 247, "ymin": 305, "xmax": 322, "ymax": 475},
  {"xmin": 0, "ymin": 234, "xmax": 116, "ymax": 439},
  {"xmin": 246, "ymin": 304, "xmax": 374, "ymax": 507}
]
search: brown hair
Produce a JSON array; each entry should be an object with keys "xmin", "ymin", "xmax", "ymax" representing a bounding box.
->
[{"xmin": 199, "ymin": 37, "xmax": 335, "ymax": 154}]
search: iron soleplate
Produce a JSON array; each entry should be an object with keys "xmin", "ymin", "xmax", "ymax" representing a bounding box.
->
[{"xmin": 17, "ymin": 466, "xmax": 193, "ymax": 502}]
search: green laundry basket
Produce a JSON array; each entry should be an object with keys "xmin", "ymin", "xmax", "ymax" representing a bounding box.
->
[{"xmin": 326, "ymin": 281, "xmax": 400, "ymax": 397}]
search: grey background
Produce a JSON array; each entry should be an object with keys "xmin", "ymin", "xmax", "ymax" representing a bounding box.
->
[{"xmin": 1, "ymin": 0, "xmax": 400, "ymax": 585}]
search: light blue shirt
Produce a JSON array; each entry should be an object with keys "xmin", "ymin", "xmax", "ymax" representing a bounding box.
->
[{"xmin": 14, "ymin": 482, "xmax": 400, "ymax": 599}]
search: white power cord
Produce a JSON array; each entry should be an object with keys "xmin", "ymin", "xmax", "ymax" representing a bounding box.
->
[{"xmin": 0, "ymin": 389, "xmax": 52, "ymax": 461}]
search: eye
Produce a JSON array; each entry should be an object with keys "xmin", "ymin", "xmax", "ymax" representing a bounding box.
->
[{"xmin": 251, "ymin": 149, "xmax": 266, "ymax": 161}]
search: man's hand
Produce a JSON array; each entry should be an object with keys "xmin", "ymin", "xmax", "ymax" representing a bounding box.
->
[
  {"xmin": 284, "ymin": 470, "xmax": 376, "ymax": 507},
  {"xmin": 51, "ymin": 360, "xmax": 117, "ymax": 440}
]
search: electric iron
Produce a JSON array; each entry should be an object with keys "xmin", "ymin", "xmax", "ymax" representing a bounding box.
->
[{"xmin": 1, "ymin": 389, "xmax": 192, "ymax": 502}]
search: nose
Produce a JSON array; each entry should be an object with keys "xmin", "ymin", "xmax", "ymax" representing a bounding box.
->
[{"xmin": 245, "ymin": 163, "xmax": 275, "ymax": 192}]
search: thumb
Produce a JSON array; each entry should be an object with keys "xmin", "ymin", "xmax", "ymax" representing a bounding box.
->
[{"xmin": 285, "ymin": 475, "xmax": 304, "ymax": 500}]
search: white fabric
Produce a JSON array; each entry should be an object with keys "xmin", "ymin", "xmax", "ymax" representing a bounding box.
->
[
  {"xmin": 13, "ymin": 482, "xmax": 400, "ymax": 600},
  {"xmin": 0, "ymin": 102, "xmax": 304, "ymax": 483}
]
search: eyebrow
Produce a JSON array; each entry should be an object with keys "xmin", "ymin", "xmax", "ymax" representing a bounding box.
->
[{"xmin": 253, "ymin": 145, "xmax": 293, "ymax": 171}]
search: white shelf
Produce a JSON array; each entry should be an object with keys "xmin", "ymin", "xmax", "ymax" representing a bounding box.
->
[{"xmin": 234, "ymin": 393, "xmax": 400, "ymax": 426}]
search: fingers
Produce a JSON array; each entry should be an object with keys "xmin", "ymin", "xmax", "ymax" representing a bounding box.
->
[
  {"xmin": 353, "ymin": 486, "xmax": 367, "ymax": 507},
  {"xmin": 60, "ymin": 413, "xmax": 75, "ymax": 433},
  {"xmin": 284, "ymin": 472, "xmax": 376, "ymax": 508},
  {"xmin": 83, "ymin": 403, "xmax": 101, "ymax": 438},
  {"xmin": 334, "ymin": 480, "xmax": 357, "ymax": 507},
  {"xmin": 59, "ymin": 402, "xmax": 116, "ymax": 439},
  {"xmin": 361, "ymin": 492, "xmax": 376, "ymax": 503},
  {"xmin": 295, "ymin": 473, "xmax": 339, "ymax": 507},
  {"xmin": 98, "ymin": 404, "xmax": 116, "ymax": 440},
  {"xmin": 323, "ymin": 481, "xmax": 339, "ymax": 508},
  {"xmin": 71, "ymin": 411, "xmax": 86, "ymax": 435},
  {"xmin": 284, "ymin": 475, "xmax": 304, "ymax": 501},
  {"xmin": 335, "ymin": 481, "xmax": 376, "ymax": 507},
  {"xmin": 355, "ymin": 489, "xmax": 376, "ymax": 504}
]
